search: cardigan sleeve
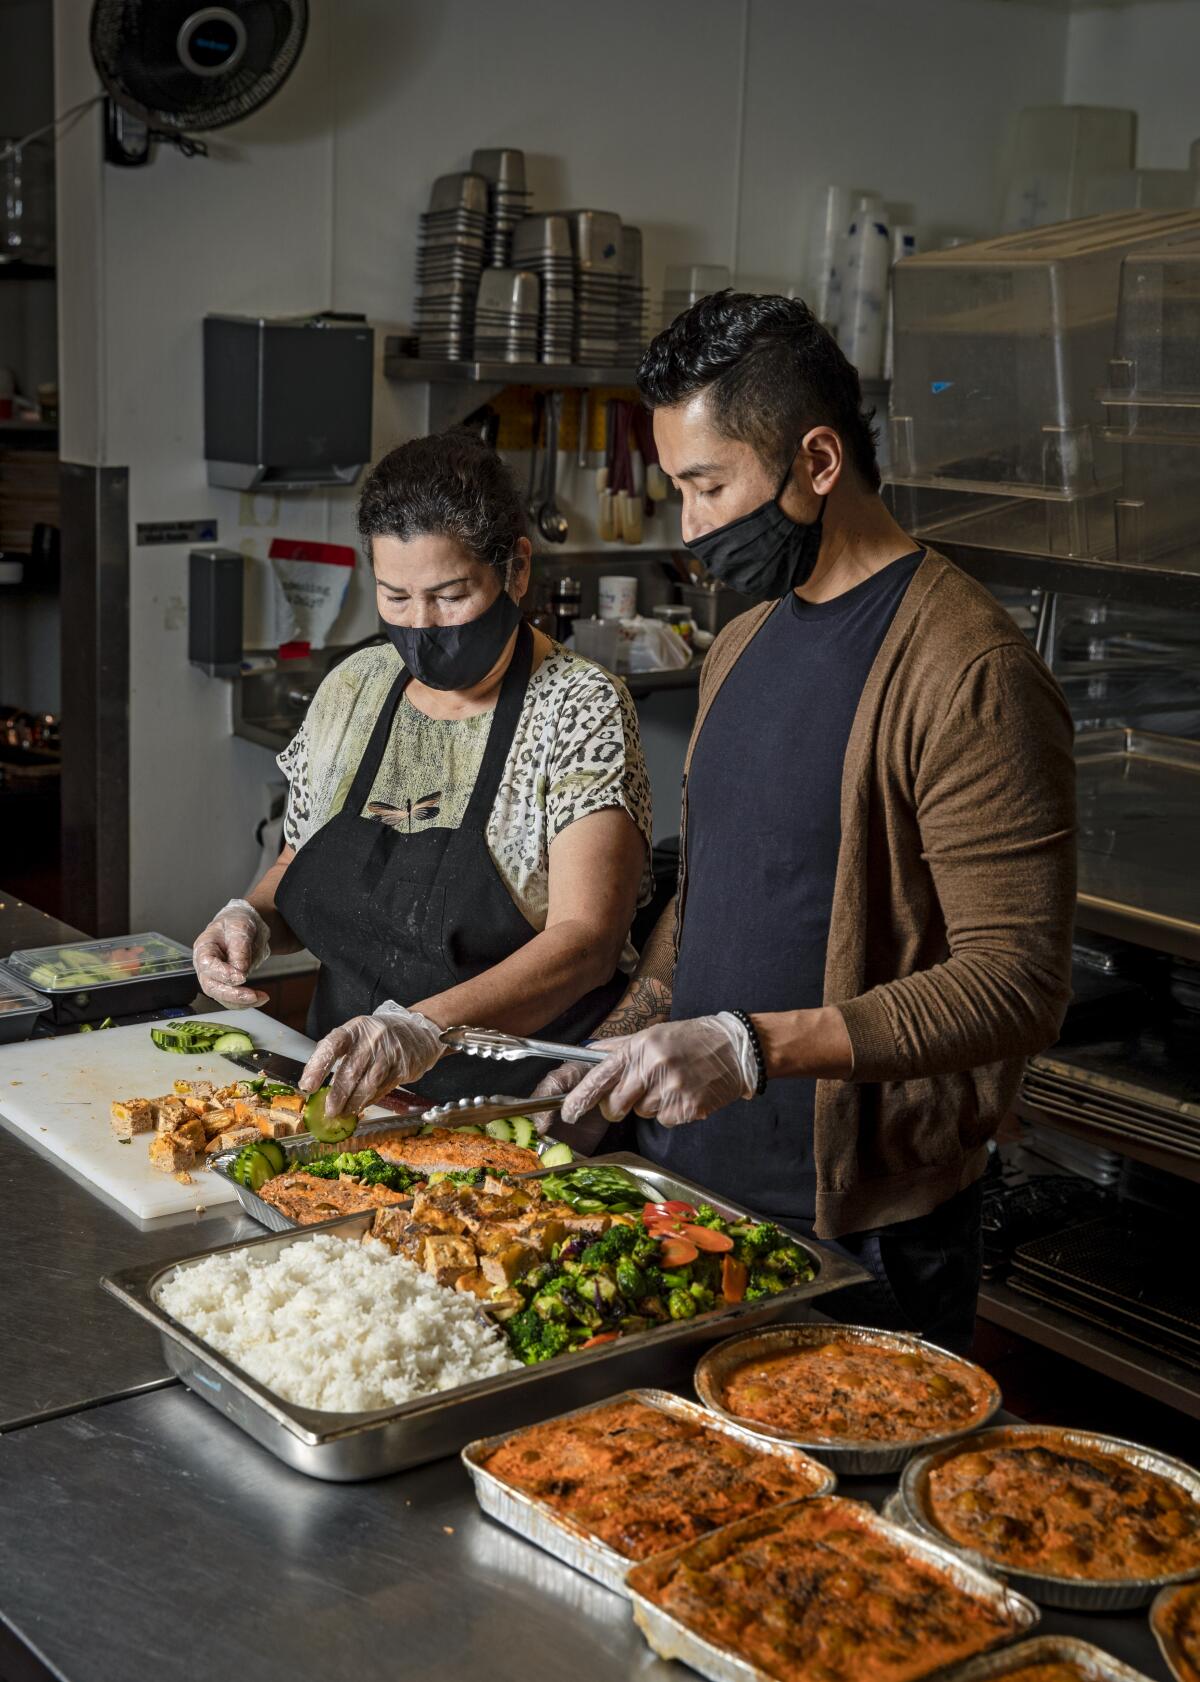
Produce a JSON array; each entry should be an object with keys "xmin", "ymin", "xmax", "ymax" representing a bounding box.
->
[{"xmin": 837, "ymin": 642, "xmax": 1077, "ymax": 1082}]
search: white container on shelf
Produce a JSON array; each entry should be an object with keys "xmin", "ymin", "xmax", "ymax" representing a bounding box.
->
[
  {"xmin": 1001, "ymin": 104, "xmax": 1135, "ymax": 231},
  {"xmin": 598, "ymin": 575, "xmax": 638, "ymax": 618},
  {"xmin": 807, "ymin": 184, "xmax": 874, "ymax": 326},
  {"xmin": 839, "ymin": 209, "xmax": 890, "ymax": 380}
]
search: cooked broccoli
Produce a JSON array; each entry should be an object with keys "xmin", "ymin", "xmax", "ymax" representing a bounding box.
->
[
  {"xmin": 667, "ymin": 1287, "xmax": 697, "ymax": 1320},
  {"xmin": 762, "ymin": 1244, "xmax": 810, "ymax": 1279},
  {"xmin": 506, "ymin": 1309, "xmax": 572, "ymax": 1364},
  {"xmin": 732, "ymin": 1220, "xmax": 777, "ymax": 1262},
  {"xmin": 300, "ymin": 1150, "xmax": 417, "ymax": 1193},
  {"xmin": 690, "ymin": 1203, "xmax": 726, "ymax": 1229},
  {"xmin": 631, "ymin": 1232, "xmax": 662, "ymax": 1268},
  {"xmin": 688, "ymin": 1281, "xmax": 716, "ymax": 1311},
  {"xmin": 579, "ymin": 1224, "xmax": 638, "ymax": 1268},
  {"xmin": 746, "ymin": 1267, "xmax": 789, "ymax": 1301}
]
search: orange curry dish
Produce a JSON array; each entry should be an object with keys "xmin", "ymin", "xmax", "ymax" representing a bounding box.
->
[
  {"xmin": 628, "ymin": 1496, "xmax": 1025, "ymax": 1682},
  {"xmin": 481, "ymin": 1397, "xmax": 828, "ymax": 1561},
  {"xmin": 1155, "ymin": 1580, "xmax": 1200, "ymax": 1682},
  {"xmin": 720, "ymin": 1338, "xmax": 996, "ymax": 1443},
  {"xmin": 927, "ymin": 1437, "xmax": 1200, "ymax": 1580}
]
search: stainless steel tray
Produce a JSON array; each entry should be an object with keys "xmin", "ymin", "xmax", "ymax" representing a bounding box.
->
[
  {"xmin": 693, "ymin": 1323, "xmax": 1002, "ymax": 1476},
  {"xmin": 208, "ymin": 1114, "xmax": 571, "ymax": 1232},
  {"xmin": 899, "ymin": 1424, "xmax": 1200, "ymax": 1610},
  {"xmin": 101, "ymin": 1154, "xmax": 867, "ymax": 1481},
  {"xmin": 1152, "ymin": 1581, "xmax": 1200, "ymax": 1682},
  {"xmin": 625, "ymin": 1495, "xmax": 1040, "ymax": 1682},
  {"xmin": 461, "ymin": 1387, "xmax": 836, "ymax": 1597},
  {"xmin": 944, "ymin": 1635, "xmax": 1158, "ymax": 1681}
]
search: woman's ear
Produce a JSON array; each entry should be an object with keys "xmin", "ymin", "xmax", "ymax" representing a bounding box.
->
[{"xmin": 509, "ymin": 536, "xmax": 533, "ymax": 601}]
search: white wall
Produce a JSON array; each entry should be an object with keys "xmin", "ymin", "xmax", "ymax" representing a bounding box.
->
[
  {"xmin": 1065, "ymin": 2, "xmax": 1200, "ymax": 169},
  {"xmin": 52, "ymin": 0, "xmax": 1081, "ymax": 941}
]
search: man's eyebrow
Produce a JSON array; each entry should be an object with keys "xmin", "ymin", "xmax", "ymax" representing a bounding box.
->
[
  {"xmin": 378, "ymin": 574, "xmax": 471, "ymax": 593},
  {"xmin": 673, "ymin": 460, "xmax": 728, "ymax": 481}
]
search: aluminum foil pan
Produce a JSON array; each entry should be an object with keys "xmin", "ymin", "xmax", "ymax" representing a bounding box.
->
[
  {"xmin": 1152, "ymin": 1580, "xmax": 1200, "ymax": 1682},
  {"xmin": 899, "ymin": 1424, "xmax": 1200, "ymax": 1611},
  {"xmin": 944, "ymin": 1635, "xmax": 1158, "ymax": 1681},
  {"xmin": 625, "ymin": 1495, "xmax": 1039, "ymax": 1682},
  {"xmin": 208, "ymin": 1116, "xmax": 568, "ymax": 1232},
  {"xmin": 461, "ymin": 1387, "xmax": 835, "ymax": 1597},
  {"xmin": 693, "ymin": 1323, "xmax": 1002, "ymax": 1475}
]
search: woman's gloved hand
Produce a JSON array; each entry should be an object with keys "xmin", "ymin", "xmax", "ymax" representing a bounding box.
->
[
  {"xmin": 531, "ymin": 1058, "xmax": 614, "ymax": 1154},
  {"xmin": 560, "ymin": 1014, "xmax": 756, "ymax": 1129},
  {"xmin": 300, "ymin": 1002, "xmax": 446, "ymax": 1116},
  {"xmin": 192, "ymin": 899, "xmax": 272, "ymax": 1008}
]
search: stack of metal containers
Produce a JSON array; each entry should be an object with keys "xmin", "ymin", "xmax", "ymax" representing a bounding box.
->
[
  {"xmin": 473, "ymin": 268, "xmax": 539, "ymax": 364},
  {"xmin": 561, "ymin": 209, "xmax": 622, "ymax": 367},
  {"xmin": 414, "ymin": 173, "xmax": 487, "ymax": 359},
  {"xmin": 471, "ymin": 148, "xmax": 532, "ymax": 269},
  {"xmin": 618, "ymin": 224, "xmax": 647, "ymax": 366},
  {"xmin": 511, "ymin": 214, "xmax": 575, "ymax": 365}
]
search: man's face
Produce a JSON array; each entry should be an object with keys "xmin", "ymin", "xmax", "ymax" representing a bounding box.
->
[{"xmin": 653, "ymin": 394, "xmax": 776, "ymax": 545}]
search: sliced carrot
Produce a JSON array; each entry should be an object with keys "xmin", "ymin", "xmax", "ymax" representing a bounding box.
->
[
  {"xmin": 579, "ymin": 1332, "xmax": 620, "ymax": 1350},
  {"xmin": 644, "ymin": 1200, "xmax": 693, "ymax": 1220},
  {"xmin": 659, "ymin": 1237, "xmax": 699, "ymax": 1267},
  {"xmin": 681, "ymin": 1223, "xmax": 734, "ymax": 1253},
  {"xmin": 721, "ymin": 1255, "xmax": 748, "ymax": 1302}
]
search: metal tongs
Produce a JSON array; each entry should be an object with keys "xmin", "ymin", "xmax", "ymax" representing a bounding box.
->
[{"xmin": 439, "ymin": 1026, "xmax": 609, "ymax": 1067}]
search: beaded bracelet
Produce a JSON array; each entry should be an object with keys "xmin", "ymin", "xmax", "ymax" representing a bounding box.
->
[{"xmin": 729, "ymin": 1009, "xmax": 768, "ymax": 1096}]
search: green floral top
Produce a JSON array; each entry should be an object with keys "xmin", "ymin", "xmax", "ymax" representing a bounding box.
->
[{"xmin": 278, "ymin": 642, "xmax": 654, "ymax": 970}]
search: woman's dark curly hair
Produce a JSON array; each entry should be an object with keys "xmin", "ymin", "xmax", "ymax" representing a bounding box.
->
[
  {"xmin": 637, "ymin": 290, "xmax": 880, "ymax": 491},
  {"xmin": 357, "ymin": 432, "xmax": 528, "ymax": 571}
]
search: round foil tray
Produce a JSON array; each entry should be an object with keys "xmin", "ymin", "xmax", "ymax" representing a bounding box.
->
[
  {"xmin": 692, "ymin": 1322, "xmax": 1002, "ymax": 1475},
  {"xmin": 1152, "ymin": 1580, "xmax": 1200, "ymax": 1682},
  {"xmin": 899, "ymin": 1423, "xmax": 1200, "ymax": 1610},
  {"xmin": 943, "ymin": 1634, "xmax": 1160, "ymax": 1681}
]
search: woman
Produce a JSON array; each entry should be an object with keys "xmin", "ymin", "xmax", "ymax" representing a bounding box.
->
[{"xmin": 192, "ymin": 433, "xmax": 652, "ymax": 1116}]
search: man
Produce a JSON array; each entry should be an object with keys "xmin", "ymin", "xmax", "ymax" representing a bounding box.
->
[{"xmin": 541, "ymin": 292, "xmax": 1076, "ymax": 1351}]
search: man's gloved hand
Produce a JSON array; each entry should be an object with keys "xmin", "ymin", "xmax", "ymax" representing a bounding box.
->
[
  {"xmin": 560, "ymin": 1014, "xmax": 756, "ymax": 1129},
  {"xmin": 530, "ymin": 1059, "xmax": 593, "ymax": 1132},
  {"xmin": 192, "ymin": 899, "xmax": 272, "ymax": 1008},
  {"xmin": 299, "ymin": 1002, "xmax": 445, "ymax": 1116}
]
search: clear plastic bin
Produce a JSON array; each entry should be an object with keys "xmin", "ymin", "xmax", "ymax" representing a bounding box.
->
[
  {"xmin": 5, "ymin": 932, "xmax": 198, "ymax": 1026},
  {"xmin": 1001, "ymin": 105, "xmax": 1135, "ymax": 231},
  {"xmin": 1103, "ymin": 234, "xmax": 1200, "ymax": 439},
  {"xmin": 0, "ymin": 967, "xmax": 49, "ymax": 1044},
  {"xmin": 888, "ymin": 210, "xmax": 1200, "ymax": 557},
  {"xmin": 1083, "ymin": 168, "xmax": 1200, "ymax": 217}
]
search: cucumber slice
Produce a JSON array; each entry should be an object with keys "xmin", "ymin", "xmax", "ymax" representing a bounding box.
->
[
  {"xmin": 455, "ymin": 1124, "xmax": 483, "ymax": 1136},
  {"xmin": 484, "ymin": 1117, "xmax": 514, "ymax": 1142},
  {"xmin": 257, "ymin": 1139, "xmax": 287, "ymax": 1175},
  {"xmin": 539, "ymin": 1141, "xmax": 574, "ymax": 1168},
  {"xmin": 242, "ymin": 1148, "xmax": 275, "ymax": 1193},
  {"xmin": 510, "ymin": 1115, "xmax": 536, "ymax": 1149},
  {"xmin": 418, "ymin": 1124, "xmax": 437, "ymax": 1137},
  {"xmin": 213, "ymin": 1029, "xmax": 255, "ymax": 1055},
  {"xmin": 303, "ymin": 1087, "xmax": 358, "ymax": 1144}
]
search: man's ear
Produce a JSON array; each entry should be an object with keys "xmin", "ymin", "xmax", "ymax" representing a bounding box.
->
[{"xmin": 801, "ymin": 426, "xmax": 844, "ymax": 498}]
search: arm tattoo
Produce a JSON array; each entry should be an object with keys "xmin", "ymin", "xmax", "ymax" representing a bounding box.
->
[{"xmin": 593, "ymin": 976, "xmax": 672, "ymax": 1039}]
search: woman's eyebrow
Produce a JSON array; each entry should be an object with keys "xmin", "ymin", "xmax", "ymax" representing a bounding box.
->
[{"xmin": 379, "ymin": 574, "xmax": 472, "ymax": 593}]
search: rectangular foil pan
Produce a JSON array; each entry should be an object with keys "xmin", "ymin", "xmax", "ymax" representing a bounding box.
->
[
  {"xmin": 208, "ymin": 1115, "xmax": 571, "ymax": 1233},
  {"xmin": 101, "ymin": 1154, "xmax": 866, "ymax": 1481},
  {"xmin": 460, "ymin": 1387, "xmax": 837, "ymax": 1596},
  {"xmin": 693, "ymin": 1323, "xmax": 1002, "ymax": 1476},
  {"xmin": 944, "ymin": 1635, "xmax": 1158, "ymax": 1681},
  {"xmin": 625, "ymin": 1495, "xmax": 1039, "ymax": 1682},
  {"xmin": 899, "ymin": 1424, "xmax": 1200, "ymax": 1610},
  {"xmin": 1152, "ymin": 1581, "xmax": 1200, "ymax": 1682}
]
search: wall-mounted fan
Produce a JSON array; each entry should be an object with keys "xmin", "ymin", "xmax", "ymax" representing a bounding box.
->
[{"xmin": 90, "ymin": 2, "xmax": 308, "ymax": 162}]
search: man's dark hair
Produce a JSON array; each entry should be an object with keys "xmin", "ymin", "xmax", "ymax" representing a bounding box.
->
[
  {"xmin": 357, "ymin": 432, "xmax": 527, "ymax": 571},
  {"xmin": 637, "ymin": 291, "xmax": 881, "ymax": 492}
]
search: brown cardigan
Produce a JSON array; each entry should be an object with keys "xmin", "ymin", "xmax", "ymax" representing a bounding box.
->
[{"xmin": 673, "ymin": 549, "xmax": 1077, "ymax": 1239}]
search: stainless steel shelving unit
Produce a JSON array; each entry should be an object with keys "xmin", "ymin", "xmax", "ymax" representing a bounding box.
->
[{"xmin": 938, "ymin": 538, "xmax": 1200, "ymax": 613}]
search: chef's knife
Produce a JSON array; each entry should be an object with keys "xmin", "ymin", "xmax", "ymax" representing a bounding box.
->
[{"xmin": 217, "ymin": 1048, "xmax": 425, "ymax": 1116}]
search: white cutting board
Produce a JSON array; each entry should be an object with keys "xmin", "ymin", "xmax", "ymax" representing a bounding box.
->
[{"xmin": 0, "ymin": 1009, "xmax": 321, "ymax": 1222}]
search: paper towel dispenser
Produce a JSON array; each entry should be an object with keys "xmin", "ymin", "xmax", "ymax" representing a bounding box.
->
[{"xmin": 203, "ymin": 313, "xmax": 374, "ymax": 491}]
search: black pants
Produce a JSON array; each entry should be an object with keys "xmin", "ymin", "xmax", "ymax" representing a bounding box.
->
[{"xmin": 794, "ymin": 1179, "xmax": 985, "ymax": 1355}]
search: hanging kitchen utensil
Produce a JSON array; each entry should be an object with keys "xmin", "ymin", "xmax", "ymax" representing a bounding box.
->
[
  {"xmin": 526, "ymin": 392, "xmax": 544, "ymax": 521},
  {"xmin": 577, "ymin": 389, "xmax": 590, "ymax": 469},
  {"xmin": 537, "ymin": 390, "xmax": 569, "ymax": 544}
]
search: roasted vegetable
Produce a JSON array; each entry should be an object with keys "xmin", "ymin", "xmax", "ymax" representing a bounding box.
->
[
  {"xmin": 506, "ymin": 1309, "xmax": 573, "ymax": 1364},
  {"xmin": 299, "ymin": 1150, "xmax": 418, "ymax": 1193},
  {"xmin": 667, "ymin": 1287, "xmax": 698, "ymax": 1320}
]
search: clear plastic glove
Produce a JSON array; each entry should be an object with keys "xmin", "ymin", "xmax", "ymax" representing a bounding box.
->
[
  {"xmin": 560, "ymin": 1014, "xmax": 756, "ymax": 1129},
  {"xmin": 300, "ymin": 1002, "xmax": 445, "ymax": 1117},
  {"xmin": 192, "ymin": 899, "xmax": 272, "ymax": 1008},
  {"xmin": 532, "ymin": 1058, "xmax": 613, "ymax": 1154}
]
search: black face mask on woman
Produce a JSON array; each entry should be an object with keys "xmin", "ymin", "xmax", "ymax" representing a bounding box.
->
[
  {"xmin": 382, "ymin": 581, "xmax": 522, "ymax": 691},
  {"xmin": 684, "ymin": 451, "xmax": 826, "ymax": 600}
]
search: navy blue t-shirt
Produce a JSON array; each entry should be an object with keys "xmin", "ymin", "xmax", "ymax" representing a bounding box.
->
[{"xmin": 637, "ymin": 550, "xmax": 925, "ymax": 1223}]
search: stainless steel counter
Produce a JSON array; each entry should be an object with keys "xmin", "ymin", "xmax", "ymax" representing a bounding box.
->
[
  {"xmin": 0, "ymin": 1386, "xmax": 1172, "ymax": 1682},
  {"xmin": 0, "ymin": 887, "xmax": 83, "ymax": 962},
  {"xmin": 0, "ymin": 1126, "xmax": 251, "ymax": 1431}
]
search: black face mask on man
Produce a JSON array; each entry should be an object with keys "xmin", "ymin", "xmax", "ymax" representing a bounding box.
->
[
  {"xmin": 684, "ymin": 450, "xmax": 826, "ymax": 600},
  {"xmin": 381, "ymin": 575, "xmax": 522, "ymax": 690}
]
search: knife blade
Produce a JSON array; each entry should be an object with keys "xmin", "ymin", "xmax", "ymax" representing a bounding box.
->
[{"xmin": 218, "ymin": 1049, "xmax": 425, "ymax": 1116}]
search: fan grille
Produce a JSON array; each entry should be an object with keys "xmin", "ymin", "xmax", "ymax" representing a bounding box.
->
[{"xmin": 91, "ymin": 0, "xmax": 308, "ymax": 132}]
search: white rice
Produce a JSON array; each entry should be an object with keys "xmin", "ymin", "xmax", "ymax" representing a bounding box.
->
[{"xmin": 156, "ymin": 1233, "xmax": 520, "ymax": 1412}]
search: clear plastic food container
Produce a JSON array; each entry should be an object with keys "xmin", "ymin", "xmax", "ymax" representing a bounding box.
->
[
  {"xmin": 0, "ymin": 966, "xmax": 50, "ymax": 1044},
  {"xmin": 5, "ymin": 932, "xmax": 198, "ymax": 1026}
]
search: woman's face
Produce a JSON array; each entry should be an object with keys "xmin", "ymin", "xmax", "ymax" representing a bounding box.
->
[{"xmin": 372, "ymin": 533, "xmax": 530, "ymax": 628}]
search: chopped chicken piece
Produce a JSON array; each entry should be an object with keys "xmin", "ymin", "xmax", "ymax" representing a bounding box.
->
[
  {"xmin": 176, "ymin": 1079, "xmax": 214, "ymax": 1099},
  {"xmin": 255, "ymin": 1111, "xmax": 301, "ymax": 1140},
  {"xmin": 153, "ymin": 1096, "xmax": 188, "ymax": 1131},
  {"xmin": 203, "ymin": 1124, "xmax": 262, "ymax": 1154},
  {"xmin": 270, "ymin": 1091, "xmax": 304, "ymax": 1115},
  {"xmin": 558, "ymin": 1212, "xmax": 614, "ymax": 1237},
  {"xmin": 201, "ymin": 1107, "xmax": 238, "ymax": 1140},
  {"xmin": 110, "ymin": 1099, "xmax": 156, "ymax": 1142},
  {"xmin": 150, "ymin": 1130, "xmax": 198, "ymax": 1174},
  {"xmin": 454, "ymin": 1269, "xmax": 491, "ymax": 1298},
  {"xmin": 172, "ymin": 1115, "xmax": 208, "ymax": 1154}
]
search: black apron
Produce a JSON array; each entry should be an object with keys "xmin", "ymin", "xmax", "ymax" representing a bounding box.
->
[{"xmin": 275, "ymin": 624, "xmax": 624, "ymax": 1100}]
